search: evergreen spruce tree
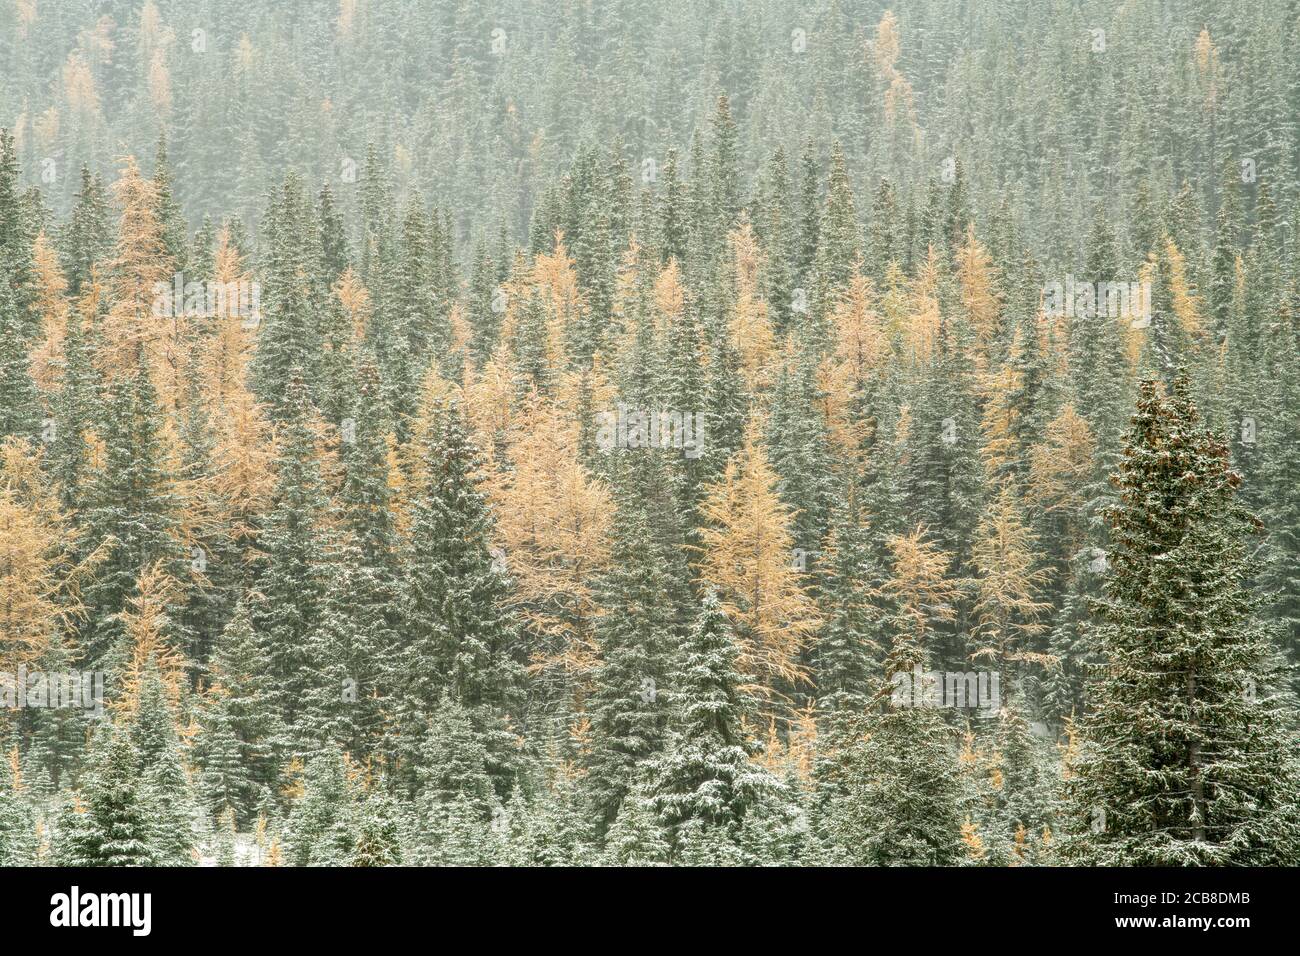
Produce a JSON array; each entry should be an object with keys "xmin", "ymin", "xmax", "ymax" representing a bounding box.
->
[
  {"xmin": 251, "ymin": 174, "xmax": 324, "ymax": 420},
  {"xmin": 414, "ymin": 695, "xmax": 495, "ymax": 817},
  {"xmin": 298, "ymin": 356, "xmax": 400, "ymax": 762},
  {"xmin": 519, "ymin": 771, "xmax": 595, "ymax": 867},
  {"xmin": 808, "ymin": 141, "xmax": 860, "ymax": 343},
  {"xmin": 600, "ymin": 781, "xmax": 670, "ymax": 866},
  {"xmin": 0, "ymin": 129, "xmax": 33, "ymax": 331},
  {"xmin": 46, "ymin": 297, "xmax": 100, "ymax": 515},
  {"xmin": 657, "ymin": 148, "xmax": 689, "ymax": 267},
  {"xmin": 817, "ymin": 528, "xmax": 965, "ymax": 865},
  {"xmin": 0, "ymin": 753, "xmax": 34, "ymax": 866},
  {"xmin": 795, "ymin": 140, "xmax": 821, "ymax": 285},
  {"xmin": 765, "ymin": 356, "xmax": 836, "ymax": 559},
  {"xmin": 22, "ymin": 633, "xmax": 88, "ymax": 794},
  {"xmin": 80, "ymin": 364, "xmax": 185, "ymax": 664},
  {"xmin": 1063, "ymin": 376, "xmax": 1300, "ymax": 865},
  {"xmin": 63, "ymin": 725, "xmax": 158, "ymax": 866},
  {"xmin": 58, "ymin": 165, "xmax": 113, "ymax": 298},
  {"xmin": 0, "ymin": 283, "xmax": 40, "ymax": 442},
  {"xmin": 352, "ymin": 790, "xmax": 402, "ymax": 866},
  {"xmin": 131, "ymin": 665, "xmax": 198, "ymax": 865},
  {"xmin": 466, "ymin": 241, "xmax": 500, "ymax": 367},
  {"xmin": 193, "ymin": 601, "xmax": 281, "ymax": 822},
  {"xmin": 255, "ymin": 374, "xmax": 328, "ymax": 731},
  {"xmin": 152, "ymin": 136, "xmax": 189, "ymax": 274},
  {"xmin": 584, "ymin": 461, "xmax": 676, "ymax": 832},
  {"xmin": 647, "ymin": 590, "xmax": 779, "ymax": 845},
  {"xmin": 424, "ymin": 794, "xmax": 498, "ymax": 866},
  {"xmin": 393, "ymin": 400, "xmax": 519, "ymax": 778},
  {"xmin": 283, "ymin": 747, "xmax": 358, "ymax": 867},
  {"xmin": 814, "ymin": 492, "xmax": 885, "ymax": 714},
  {"xmin": 209, "ymin": 806, "xmax": 238, "ymax": 866}
]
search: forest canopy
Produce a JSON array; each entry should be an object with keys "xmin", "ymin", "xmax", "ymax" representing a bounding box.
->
[{"xmin": 0, "ymin": 0, "xmax": 1298, "ymax": 868}]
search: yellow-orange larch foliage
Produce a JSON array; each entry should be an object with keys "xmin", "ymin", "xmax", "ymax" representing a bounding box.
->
[
  {"xmin": 333, "ymin": 266, "xmax": 372, "ymax": 342},
  {"xmin": 28, "ymin": 232, "xmax": 71, "ymax": 392},
  {"xmin": 488, "ymin": 391, "xmax": 611, "ymax": 678},
  {"xmin": 137, "ymin": 0, "xmax": 174, "ymax": 60},
  {"xmin": 337, "ymin": 0, "xmax": 361, "ymax": 39},
  {"xmin": 757, "ymin": 704, "xmax": 819, "ymax": 784},
  {"xmin": 568, "ymin": 713, "xmax": 593, "ymax": 762},
  {"xmin": 977, "ymin": 327, "xmax": 1026, "ymax": 478},
  {"xmin": 14, "ymin": 0, "xmax": 36, "ymax": 38},
  {"xmin": 970, "ymin": 483, "xmax": 1053, "ymax": 676},
  {"xmin": 0, "ymin": 439, "xmax": 91, "ymax": 672},
  {"xmin": 1123, "ymin": 253, "xmax": 1157, "ymax": 368},
  {"xmin": 533, "ymin": 234, "xmax": 585, "ymax": 319},
  {"xmin": 253, "ymin": 811, "xmax": 270, "ymax": 854},
  {"xmin": 727, "ymin": 220, "xmax": 777, "ymax": 392},
  {"xmin": 147, "ymin": 51, "xmax": 172, "ymax": 116},
  {"xmin": 875, "ymin": 258, "xmax": 909, "ymax": 337},
  {"xmin": 1194, "ymin": 28, "xmax": 1219, "ymax": 111},
  {"xmin": 531, "ymin": 232, "xmax": 585, "ymax": 369},
  {"xmin": 955, "ymin": 224, "xmax": 1002, "ymax": 354},
  {"xmin": 447, "ymin": 300, "xmax": 472, "ymax": 357},
  {"xmin": 399, "ymin": 361, "xmax": 462, "ymax": 503},
  {"xmin": 199, "ymin": 228, "xmax": 258, "ymax": 410},
  {"xmin": 1012, "ymin": 824, "xmax": 1029, "ymax": 865},
  {"xmin": 880, "ymin": 526, "xmax": 961, "ymax": 677},
  {"xmin": 280, "ymin": 756, "xmax": 306, "ymax": 802},
  {"xmin": 236, "ymin": 34, "xmax": 255, "ymax": 73},
  {"xmin": 901, "ymin": 247, "xmax": 943, "ymax": 364},
  {"xmin": 1132, "ymin": 239, "xmax": 1206, "ymax": 366},
  {"xmin": 115, "ymin": 562, "xmax": 189, "ymax": 715},
  {"xmin": 960, "ymin": 817, "xmax": 988, "ymax": 863},
  {"xmin": 870, "ymin": 10, "xmax": 919, "ymax": 136},
  {"xmin": 1164, "ymin": 237, "xmax": 1206, "ymax": 342},
  {"xmin": 819, "ymin": 267, "xmax": 885, "ymax": 459},
  {"xmin": 62, "ymin": 51, "xmax": 100, "ymax": 118},
  {"xmin": 264, "ymin": 838, "xmax": 283, "ymax": 867},
  {"xmin": 958, "ymin": 727, "xmax": 981, "ymax": 770},
  {"xmin": 871, "ymin": 10, "xmax": 901, "ymax": 74},
  {"xmin": 696, "ymin": 422, "xmax": 820, "ymax": 703},
  {"xmin": 652, "ymin": 256, "xmax": 686, "ymax": 329},
  {"xmin": 461, "ymin": 344, "xmax": 518, "ymax": 466},
  {"xmin": 101, "ymin": 157, "xmax": 174, "ymax": 382},
  {"xmin": 210, "ymin": 390, "xmax": 275, "ymax": 556},
  {"xmin": 1027, "ymin": 403, "xmax": 1095, "ymax": 549}
]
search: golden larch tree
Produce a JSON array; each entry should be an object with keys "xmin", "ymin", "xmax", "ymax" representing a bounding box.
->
[
  {"xmin": 969, "ymin": 483, "xmax": 1053, "ymax": 682},
  {"xmin": 880, "ymin": 525, "xmax": 962, "ymax": 678},
  {"xmin": 696, "ymin": 422, "xmax": 820, "ymax": 704},
  {"xmin": 0, "ymin": 440, "xmax": 76, "ymax": 672},
  {"xmin": 955, "ymin": 224, "xmax": 1002, "ymax": 353},
  {"xmin": 1026, "ymin": 403, "xmax": 1095, "ymax": 554},
  {"xmin": 727, "ymin": 220, "xmax": 777, "ymax": 393},
  {"xmin": 488, "ymin": 390, "xmax": 611, "ymax": 679},
  {"xmin": 115, "ymin": 562, "xmax": 189, "ymax": 715},
  {"xmin": 819, "ymin": 266, "xmax": 885, "ymax": 460},
  {"xmin": 102, "ymin": 156, "xmax": 174, "ymax": 382},
  {"xmin": 28, "ymin": 232, "xmax": 71, "ymax": 392}
]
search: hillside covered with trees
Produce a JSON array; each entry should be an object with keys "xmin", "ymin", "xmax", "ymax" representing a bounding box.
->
[{"xmin": 0, "ymin": 0, "xmax": 1298, "ymax": 867}]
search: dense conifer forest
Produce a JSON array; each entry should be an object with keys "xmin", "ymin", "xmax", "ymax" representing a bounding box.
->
[{"xmin": 0, "ymin": 0, "xmax": 1298, "ymax": 867}]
